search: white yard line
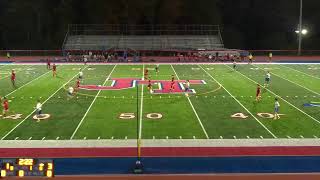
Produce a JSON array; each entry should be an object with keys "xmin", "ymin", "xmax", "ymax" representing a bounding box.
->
[
  {"xmin": 271, "ymin": 71, "xmax": 320, "ymax": 96},
  {"xmin": 139, "ymin": 65, "xmax": 144, "ymax": 139},
  {"xmin": 6, "ymin": 70, "xmax": 51, "ymax": 97},
  {"xmin": 70, "ymin": 65, "xmax": 117, "ymax": 139},
  {"xmin": 1, "ymin": 66, "xmax": 88, "ymax": 140},
  {"xmin": 171, "ymin": 65, "xmax": 209, "ymax": 139},
  {"xmin": 254, "ymin": 65, "xmax": 320, "ymax": 96},
  {"xmin": 280, "ymin": 64, "xmax": 320, "ymax": 80},
  {"xmin": 225, "ymin": 64, "xmax": 320, "ymax": 124},
  {"xmin": 199, "ymin": 65, "xmax": 277, "ymax": 138}
]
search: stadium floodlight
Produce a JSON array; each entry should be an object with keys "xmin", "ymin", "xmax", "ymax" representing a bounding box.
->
[
  {"xmin": 301, "ymin": 29, "xmax": 308, "ymax": 35},
  {"xmin": 295, "ymin": 29, "xmax": 308, "ymax": 35}
]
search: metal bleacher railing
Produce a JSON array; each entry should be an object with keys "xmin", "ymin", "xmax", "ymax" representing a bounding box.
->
[{"xmin": 62, "ymin": 24, "xmax": 224, "ymax": 51}]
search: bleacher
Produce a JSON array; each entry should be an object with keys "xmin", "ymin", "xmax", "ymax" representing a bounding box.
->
[{"xmin": 63, "ymin": 25, "xmax": 224, "ymax": 51}]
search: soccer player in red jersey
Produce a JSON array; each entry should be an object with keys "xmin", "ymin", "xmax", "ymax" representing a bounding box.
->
[
  {"xmin": 47, "ymin": 59, "xmax": 51, "ymax": 69},
  {"xmin": 52, "ymin": 64, "xmax": 57, "ymax": 77},
  {"xmin": 144, "ymin": 69, "xmax": 148, "ymax": 80},
  {"xmin": 147, "ymin": 79, "xmax": 153, "ymax": 93},
  {"xmin": 75, "ymin": 78, "xmax": 81, "ymax": 92},
  {"xmin": 11, "ymin": 69, "xmax": 16, "ymax": 87},
  {"xmin": 170, "ymin": 81, "xmax": 175, "ymax": 91},
  {"xmin": 2, "ymin": 97, "xmax": 9, "ymax": 117},
  {"xmin": 256, "ymin": 84, "xmax": 261, "ymax": 102},
  {"xmin": 171, "ymin": 75, "xmax": 175, "ymax": 82}
]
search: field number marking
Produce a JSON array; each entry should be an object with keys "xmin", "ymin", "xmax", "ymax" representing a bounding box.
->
[
  {"xmin": 119, "ymin": 113, "xmax": 163, "ymax": 120},
  {"xmin": 231, "ymin": 112, "xmax": 285, "ymax": 119}
]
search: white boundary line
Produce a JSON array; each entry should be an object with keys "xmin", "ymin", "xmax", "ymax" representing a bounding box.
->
[
  {"xmin": 6, "ymin": 70, "xmax": 51, "ymax": 97},
  {"xmin": 280, "ymin": 64, "xmax": 320, "ymax": 80},
  {"xmin": 225, "ymin": 64, "xmax": 320, "ymax": 124},
  {"xmin": 5, "ymin": 62, "xmax": 320, "ymax": 66},
  {"xmin": 253, "ymin": 65, "xmax": 320, "ymax": 96},
  {"xmin": 5, "ymin": 139, "xmax": 320, "ymax": 148},
  {"xmin": 139, "ymin": 65, "xmax": 144, "ymax": 139},
  {"xmin": 1, "ymin": 66, "xmax": 88, "ymax": 140},
  {"xmin": 199, "ymin": 65, "xmax": 277, "ymax": 138},
  {"xmin": 70, "ymin": 65, "xmax": 117, "ymax": 139},
  {"xmin": 171, "ymin": 65, "xmax": 209, "ymax": 139}
]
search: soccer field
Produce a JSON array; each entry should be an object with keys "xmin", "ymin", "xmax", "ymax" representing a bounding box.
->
[{"xmin": 0, "ymin": 63, "xmax": 320, "ymax": 140}]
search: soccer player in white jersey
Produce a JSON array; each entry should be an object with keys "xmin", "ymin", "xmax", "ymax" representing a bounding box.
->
[
  {"xmin": 264, "ymin": 71, "xmax": 271, "ymax": 87},
  {"xmin": 35, "ymin": 100, "xmax": 42, "ymax": 116},
  {"xmin": 67, "ymin": 87, "xmax": 74, "ymax": 100},
  {"xmin": 233, "ymin": 60, "xmax": 237, "ymax": 70},
  {"xmin": 274, "ymin": 98, "xmax": 280, "ymax": 120},
  {"xmin": 79, "ymin": 70, "xmax": 84, "ymax": 80}
]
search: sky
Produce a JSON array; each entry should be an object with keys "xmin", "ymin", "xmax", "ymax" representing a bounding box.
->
[{"xmin": 0, "ymin": 0, "xmax": 318, "ymax": 50}]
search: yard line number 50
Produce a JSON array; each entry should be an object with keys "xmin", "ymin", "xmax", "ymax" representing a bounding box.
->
[{"xmin": 119, "ymin": 113, "xmax": 163, "ymax": 120}]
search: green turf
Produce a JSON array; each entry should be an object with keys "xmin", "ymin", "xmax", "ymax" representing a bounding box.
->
[{"xmin": 0, "ymin": 63, "xmax": 319, "ymax": 140}]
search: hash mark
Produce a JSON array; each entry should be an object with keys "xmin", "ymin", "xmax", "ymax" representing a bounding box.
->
[{"xmin": 42, "ymin": 137, "xmax": 46, "ymax": 140}]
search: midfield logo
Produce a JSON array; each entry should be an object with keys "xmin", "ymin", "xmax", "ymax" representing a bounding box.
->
[{"xmin": 79, "ymin": 78, "xmax": 206, "ymax": 94}]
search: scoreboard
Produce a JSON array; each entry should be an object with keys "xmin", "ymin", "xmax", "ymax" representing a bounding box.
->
[{"xmin": 0, "ymin": 158, "xmax": 53, "ymax": 178}]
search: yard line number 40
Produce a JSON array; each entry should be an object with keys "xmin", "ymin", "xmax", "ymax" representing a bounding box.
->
[{"xmin": 231, "ymin": 112, "xmax": 285, "ymax": 119}]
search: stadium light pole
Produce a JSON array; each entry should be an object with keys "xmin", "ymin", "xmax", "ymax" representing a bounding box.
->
[
  {"xmin": 297, "ymin": 0, "xmax": 303, "ymax": 56},
  {"xmin": 136, "ymin": 84, "xmax": 140, "ymax": 161}
]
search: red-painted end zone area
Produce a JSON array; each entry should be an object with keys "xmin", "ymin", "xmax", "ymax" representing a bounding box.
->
[{"xmin": 1, "ymin": 147, "xmax": 320, "ymax": 158}]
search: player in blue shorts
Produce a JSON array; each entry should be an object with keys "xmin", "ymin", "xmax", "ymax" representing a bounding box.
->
[
  {"xmin": 264, "ymin": 71, "xmax": 271, "ymax": 87},
  {"xmin": 274, "ymin": 98, "xmax": 280, "ymax": 120},
  {"xmin": 185, "ymin": 80, "xmax": 190, "ymax": 92},
  {"xmin": 233, "ymin": 60, "xmax": 237, "ymax": 70}
]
